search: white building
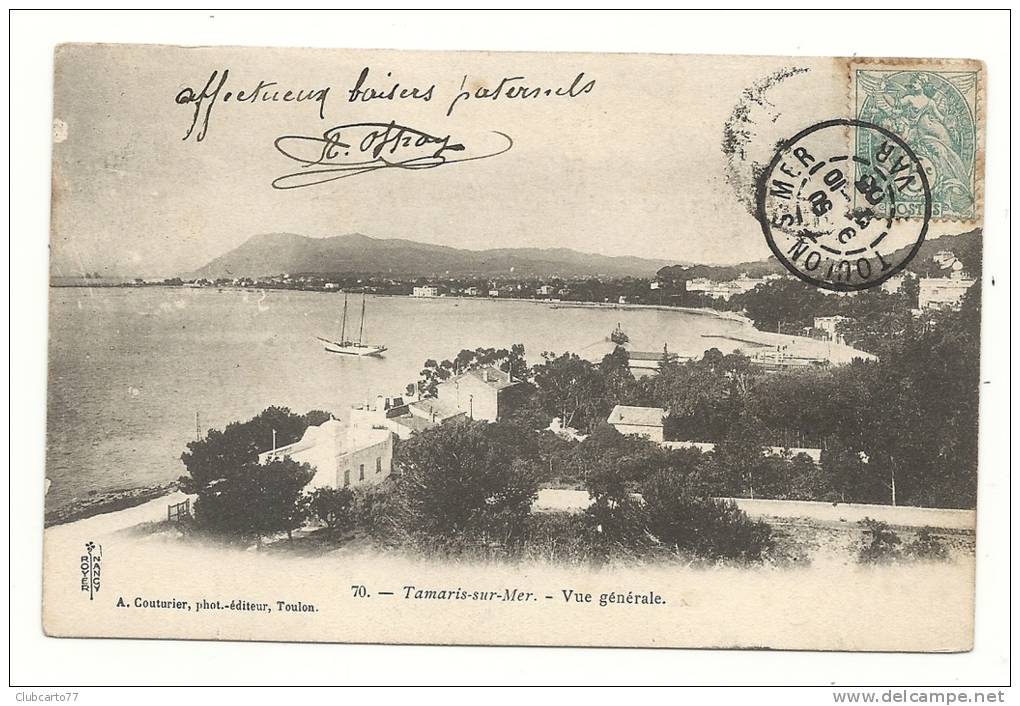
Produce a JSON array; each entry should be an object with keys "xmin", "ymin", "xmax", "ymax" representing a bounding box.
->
[
  {"xmin": 685, "ymin": 275, "xmax": 766, "ymax": 301},
  {"xmin": 435, "ymin": 366, "xmax": 522, "ymax": 422},
  {"xmin": 537, "ymin": 285, "xmax": 555, "ymax": 297},
  {"xmin": 880, "ymin": 276, "xmax": 905, "ymax": 294},
  {"xmin": 662, "ymin": 440, "xmax": 822, "ymax": 464},
  {"xmin": 350, "ymin": 367, "xmax": 522, "ymax": 440},
  {"xmin": 918, "ymin": 276, "xmax": 976, "ymax": 310},
  {"xmin": 607, "ymin": 405, "xmax": 666, "ymax": 443},
  {"xmin": 258, "ymin": 417, "xmax": 394, "ymax": 491},
  {"xmin": 932, "ymin": 250, "xmax": 959, "ymax": 270},
  {"xmin": 813, "ymin": 315, "xmax": 849, "ymax": 344},
  {"xmin": 412, "ymin": 285, "xmax": 439, "ymax": 298},
  {"xmin": 351, "ymin": 395, "xmax": 454, "ymax": 440}
]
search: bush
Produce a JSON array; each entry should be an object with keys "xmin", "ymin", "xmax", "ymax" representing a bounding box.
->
[
  {"xmin": 308, "ymin": 486, "xmax": 355, "ymax": 533},
  {"xmin": 392, "ymin": 419, "xmax": 539, "ymax": 551},
  {"xmin": 519, "ymin": 512, "xmax": 595, "ymax": 564},
  {"xmin": 904, "ymin": 527, "xmax": 949, "ymax": 561},
  {"xmin": 641, "ymin": 470, "xmax": 773, "ymax": 562},
  {"xmin": 857, "ymin": 518, "xmax": 902, "ymax": 564},
  {"xmin": 581, "ymin": 494, "xmax": 649, "ymax": 562}
]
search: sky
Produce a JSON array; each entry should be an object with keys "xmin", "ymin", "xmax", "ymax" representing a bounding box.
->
[{"xmin": 49, "ymin": 45, "xmax": 966, "ymax": 277}]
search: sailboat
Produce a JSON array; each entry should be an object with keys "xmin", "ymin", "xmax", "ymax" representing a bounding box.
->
[{"xmin": 317, "ymin": 293, "xmax": 387, "ymax": 356}]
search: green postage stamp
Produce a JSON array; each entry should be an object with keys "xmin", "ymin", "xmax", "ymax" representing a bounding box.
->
[{"xmin": 853, "ymin": 61, "xmax": 982, "ymax": 220}]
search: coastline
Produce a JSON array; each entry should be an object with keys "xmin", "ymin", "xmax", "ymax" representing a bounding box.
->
[
  {"xmin": 44, "ymin": 481, "xmax": 180, "ymax": 528},
  {"xmin": 51, "ymin": 281, "xmax": 754, "ymax": 322},
  {"xmin": 44, "ymin": 287, "xmax": 869, "ymax": 527}
]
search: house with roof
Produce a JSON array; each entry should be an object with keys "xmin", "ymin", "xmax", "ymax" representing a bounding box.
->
[
  {"xmin": 607, "ymin": 404, "xmax": 666, "ymax": 443},
  {"xmin": 258, "ymin": 416, "xmax": 394, "ymax": 491},
  {"xmin": 407, "ymin": 396, "xmax": 467, "ymax": 425},
  {"xmin": 434, "ymin": 365, "xmax": 523, "ymax": 422},
  {"xmin": 343, "ymin": 366, "xmax": 524, "ymax": 443},
  {"xmin": 918, "ymin": 275, "xmax": 975, "ymax": 310}
]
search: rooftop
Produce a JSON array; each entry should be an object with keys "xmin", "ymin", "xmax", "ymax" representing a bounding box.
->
[
  {"xmin": 607, "ymin": 405, "xmax": 666, "ymax": 428},
  {"xmin": 389, "ymin": 414, "xmax": 439, "ymax": 435},
  {"xmin": 408, "ymin": 397, "xmax": 464, "ymax": 422},
  {"xmin": 260, "ymin": 417, "xmax": 391, "ymax": 462},
  {"xmin": 447, "ymin": 365, "xmax": 520, "ymax": 391}
]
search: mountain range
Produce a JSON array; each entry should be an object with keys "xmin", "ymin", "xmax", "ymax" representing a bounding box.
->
[
  {"xmin": 187, "ymin": 233, "xmax": 682, "ymax": 280},
  {"xmin": 186, "ymin": 229, "xmax": 981, "ymax": 281}
]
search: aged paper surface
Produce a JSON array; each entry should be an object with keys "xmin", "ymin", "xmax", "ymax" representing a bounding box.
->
[{"xmin": 44, "ymin": 44, "xmax": 984, "ymax": 650}]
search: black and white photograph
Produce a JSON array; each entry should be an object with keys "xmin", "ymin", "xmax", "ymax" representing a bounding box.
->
[{"xmin": 8, "ymin": 8, "xmax": 1012, "ymax": 696}]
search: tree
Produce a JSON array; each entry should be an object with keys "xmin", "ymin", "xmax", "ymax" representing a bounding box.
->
[
  {"xmin": 417, "ymin": 358, "xmax": 454, "ymax": 398},
  {"xmin": 821, "ymin": 443, "xmax": 881, "ymax": 504},
  {"xmin": 709, "ymin": 413, "xmax": 769, "ymax": 498},
  {"xmin": 308, "ymin": 486, "xmax": 356, "ymax": 533},
  {"xmin": 641, "ymin": 469, "xmax": 773, "ymax": 562},
  {"xmin": 730, "ymin": 279, "xmax": 833, "ymax": 333},
  {"xmin": 532, "ymin": 352, "xmax": 610, "ymax": 432},
  {"xmin": 571, "ymin": 424, "xmax": 665, "ymax": 555},
  {"xmin": 784, "ymin": 452, "xmax": 831, "ymax": 501},
  {"xmin": 179, "ymin": 406, "xmax": 324, "ymax": 544},
  {"xmin": 836, "ymin": 300, "xmax": 916, "ymax": 358},
  {"xmin": 180, "ymin": 406, "xmax": 314, "ymax": 492},
  {"xmin": 599, "ymin": 345, "xmax": 637, "ymax": 406},
  {"xmin": 302, "ymin": 409, "xmax": 334, "ymax": 428},
  {"xmin": 191, "ymin": 457, "xmax": 314, "ymax": 546},
  {"xmin": 899, "ymin": 272, "xmax": 920, "ymax": 309},
  {"xmin": 504, "ymin": 385, "xmax": 553, "ymax": 430},
  {"xmin": 392, "ymin": 419, "xmax": 539, "ymax": 548},
  {"xmin": 417, "ymin": 344, "xmax": 529, "ymax": 399}
]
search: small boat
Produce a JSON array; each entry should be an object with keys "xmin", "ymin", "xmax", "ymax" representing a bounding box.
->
[
  {"xmin": 318, "ymin": 293, "xmax": 387, "ymax": 356},
  {"xmin": 610, "ymin": 323, "xmax": 629, "ymax": 345}
]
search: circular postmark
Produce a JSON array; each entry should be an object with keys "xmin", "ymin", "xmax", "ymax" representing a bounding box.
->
[{"xmin": 756, "ymin": 119, "xmax": 931, "ymax": 291}]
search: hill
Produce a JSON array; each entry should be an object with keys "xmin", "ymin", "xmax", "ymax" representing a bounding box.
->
[{"xmin": 188, "ymin": 233, "xmax": 680, "ymax": 279}]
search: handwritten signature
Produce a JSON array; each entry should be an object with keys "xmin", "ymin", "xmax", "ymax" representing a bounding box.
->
[{"xmin": 272, "ymin": 121, "xmax": 513, "ymax": 189}]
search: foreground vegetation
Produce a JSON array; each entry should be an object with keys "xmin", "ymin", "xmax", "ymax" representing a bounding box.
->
[
  {"xmin": 175, "ymin": 268, "xmax": 978, "ymax": 562},
  {"xmin": 416, "ymin": 278, "xmax": 979, "ymax": 509}
]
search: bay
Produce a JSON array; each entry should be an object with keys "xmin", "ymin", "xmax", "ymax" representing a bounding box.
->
[{"xmin": 46, "ymin": 286, "xmax": 750, "ymax": 512}]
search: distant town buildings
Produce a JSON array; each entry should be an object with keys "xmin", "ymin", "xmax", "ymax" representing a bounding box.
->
[
  {"xmin": 662, "ymin": 440, "xmax": 823, "ymax": 464},
  {"xmin": 918, "ymin": 275, "xmax": 976, "ymax": 310},
  {"xmin": 412, "ymin": 285, "xmax": 439, "ymax": 297},
  {"xmin": 258, "ymin": 416, "xmax": 394, "ymax": 491},
  {"xmin": 685, "ymin": 274, "xmax": 776, "ymax": 300},
  {"xmin": 607, "ymin": 404, "xmax": 666, "ymax": 443}
]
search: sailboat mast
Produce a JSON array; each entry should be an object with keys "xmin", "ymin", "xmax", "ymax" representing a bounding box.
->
[
  {"xmin": 339, "ymin": 294, "xmax": 348, "ymax": 343},
  {"xmin": 358, "ymin": 294, "xmax": 366, "ymax": 345}
]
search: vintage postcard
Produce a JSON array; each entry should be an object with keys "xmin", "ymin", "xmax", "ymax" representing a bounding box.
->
[{"xmin": 43, "ymin": 44, "xmax": 985, "ymax": 651}]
